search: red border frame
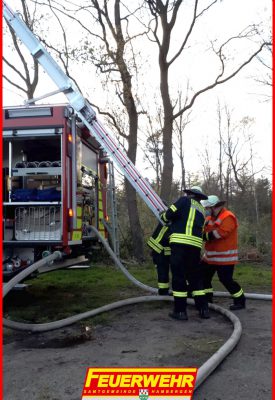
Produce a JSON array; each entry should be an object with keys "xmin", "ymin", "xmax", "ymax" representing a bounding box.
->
[
  {"xmin": 0, "ymin": 1, "xmax": 3, "ymax": 396},
  {"xmin": 271, "ymin": 0, "xmax": 274, "ymax": 393}
]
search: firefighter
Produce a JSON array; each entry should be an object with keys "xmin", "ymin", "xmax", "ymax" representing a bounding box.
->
[
  {"xmin": 201, "ymin": 195, "xmax": 246, "ymax": 310},
  {"xmin": 147, "ymin": 223, "xmax": 171, "ymax": 295},
  {"xmin": 160, "ymin": 186, "xmax": 210, "ymax": 320}
]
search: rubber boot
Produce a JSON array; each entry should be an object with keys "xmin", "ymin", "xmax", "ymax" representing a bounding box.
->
[
  {"xmin": 169, "ymin": 297, "xmax": 188, "ymax": 321},
  {"xmin": 229, "ymin": 295, "xmax": 246, "ymax": 310},
  {"xmin": 158, "ymin": 288, "xmax": 169, "ymax": 296},
  {"xmin": 195, "ymin": 296, "xmax": 210, "ymax": 319},
  {"xmin": 199, "ymin": 303, "xmax": 210, "ymax": 319}
]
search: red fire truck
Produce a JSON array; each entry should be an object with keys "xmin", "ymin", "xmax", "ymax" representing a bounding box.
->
[{"xmin": 3, "ymin": 104, "xmax": 112, "ymax": 280}]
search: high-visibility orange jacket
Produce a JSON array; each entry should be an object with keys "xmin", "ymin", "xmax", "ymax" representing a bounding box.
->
[{"xmin": 203, "ymin": 207, "xmax": 238, "ymax": 265}]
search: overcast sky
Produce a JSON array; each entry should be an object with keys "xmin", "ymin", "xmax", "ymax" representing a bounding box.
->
[{"xmin": 3, "ymin": 0, "xmax": 272, "ymax": 183}]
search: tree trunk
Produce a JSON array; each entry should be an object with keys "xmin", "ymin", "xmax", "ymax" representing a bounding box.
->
[
  {"xmin": 124, "ymin": 92, "xmax": 145, "ymax": 261},
  {"xmin": 180, "ymin": 150, "xmax": 186, "ymax": 195},
  {"xmin": 125, "ymin": 181, "xmax": 145, "ymax": 261},
  {"xmin": 159, "ymin": 63, "xmax": 174, "ymax": 202},
  {"xmin": 112, "ymin": 0, "xmax": 145, "ymax": 261}
]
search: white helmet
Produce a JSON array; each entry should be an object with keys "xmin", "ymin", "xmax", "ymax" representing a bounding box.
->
[
  {"xmin": 183, "ymin": 185, "xmax": 208, "ymax": 200},
  {"xmin": 201, "ymin": 195, "xmax": 225, "ymax": 208}
]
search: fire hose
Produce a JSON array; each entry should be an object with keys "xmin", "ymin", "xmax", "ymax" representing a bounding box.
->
[{"xmin": 3, "ymin": 227, "xmax": 272, "ymax": 390}]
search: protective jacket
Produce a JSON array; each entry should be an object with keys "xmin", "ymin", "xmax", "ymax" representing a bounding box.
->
[
  {"xmin": 203, "ymin": 207, "xmax": 238, "ymax": 265},
  {"xmin": 160, "ymin": 197, "xmax": 205, "ymax": 249},
  {"xmin": 147, "ymin": 223, "xmax": 171, "ymax": 256}
]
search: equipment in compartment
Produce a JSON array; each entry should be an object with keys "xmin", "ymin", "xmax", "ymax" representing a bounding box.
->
[
  {"xmin": 15, "ymin": 206, "xmax": 61, "ymax": 241},
  {"xmin": 14, "ymin": 160, "xmax": 61, "ymax": 168},
  {"xmin": 11, "ymin": 188, "xmax": 61, "ymax": 202},
  {"xmin": 3, "ymin": 256, "xmax": 32, "ymax": 273}
]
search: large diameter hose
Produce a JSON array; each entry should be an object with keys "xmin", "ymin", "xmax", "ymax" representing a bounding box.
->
[
  {"xmin": 195, "ymin": 302, "xmax": 242, "ymax": 389},
  {"xmin": 3, "ymin": 229, "xmax": 271, "ymax": 393},
  {"xmin": 89, "ymin": 226, "xmax": 157, "ymax": 294},
  {"xmin": 4, "ymin": 295, "xmax": 170, "ymax": 332},
  {"xmin": 2, "ymin": 292, "xmax": 242, "ymax": 392},
  {"xmin": 3, "ymin": 251, "xmax": 62, "ymax": 297}
]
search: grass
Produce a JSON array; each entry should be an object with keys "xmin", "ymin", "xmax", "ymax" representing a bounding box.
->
[{"xmin": 3, "ymin": 260, "xmax": 271, "ymax": 324}]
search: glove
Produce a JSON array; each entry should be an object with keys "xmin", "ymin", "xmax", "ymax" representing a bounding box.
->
[{"xmin": 203, "ymin": 231, "xmax": 215, "ymax": 241}]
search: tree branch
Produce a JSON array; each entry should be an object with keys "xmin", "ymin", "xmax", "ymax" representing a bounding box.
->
[
  {"xmin": 168, "ymin": 0, "xmax": 199, "ymax": 66},
  {"xmin": 3, "ymin": 56, "xmax": 27, "ymax": 83},
  {"xmin": 7, "ymin": 24, "xmax": 31, "ymax": 84},
  {"xmin": 173, "ymin": 41, "xmax": 271, "ymax": 120},
  {"xmin": 3, "ymin": 74, "xmax": 28, "ymax": 94},
  {"xmin": 89, "ymin": 100, "xmax": 128, "ymax": 140}
]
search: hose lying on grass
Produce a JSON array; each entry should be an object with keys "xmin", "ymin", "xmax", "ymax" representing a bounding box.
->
[{"xmin": 3, "ymin": 227, "xmax": 272, "ymax": 391}]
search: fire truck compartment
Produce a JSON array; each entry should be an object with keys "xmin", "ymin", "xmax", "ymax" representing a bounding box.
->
[{"xmin": 2, "ymin": 105, "xmax": 117, "ymax": 279}]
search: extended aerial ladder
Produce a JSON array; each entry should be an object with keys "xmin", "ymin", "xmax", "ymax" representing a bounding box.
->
[{"xmin": 3, "ymin": 1, "xmax": 166, "ymax": 221}]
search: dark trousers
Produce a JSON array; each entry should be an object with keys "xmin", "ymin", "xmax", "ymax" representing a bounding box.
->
[
  {"xmin": 170, "ymin": 244, "xmax": 206, "ymax": 312},
  {"xmin": 152, "ymin": 251, "xmax": 170, "ymax": 286},
  {"xmin": 201, "ymin": 261, "xmax": 242, "ymax": 296}
]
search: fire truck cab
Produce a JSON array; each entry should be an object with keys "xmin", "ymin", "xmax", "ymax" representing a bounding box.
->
[{"xmin": 3, "ymin": 104, "xmax": 112, "ymax": 280}]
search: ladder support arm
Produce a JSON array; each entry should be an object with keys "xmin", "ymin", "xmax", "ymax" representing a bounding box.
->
[{"xmin": 3, "ymin": 1, "xmax": 167, "ymax": 221}]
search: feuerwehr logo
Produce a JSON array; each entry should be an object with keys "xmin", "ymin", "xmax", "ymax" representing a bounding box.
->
[{"xmin": 82, "ymin": 367, "xmax": 198, "ymax": 400}]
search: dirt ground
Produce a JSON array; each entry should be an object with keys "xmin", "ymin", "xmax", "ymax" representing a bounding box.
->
[{"xmin": 3, "ymin": 296, "xmax": 272, "ymax": 400}]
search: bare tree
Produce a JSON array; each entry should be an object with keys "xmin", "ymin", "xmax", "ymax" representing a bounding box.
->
[
  {"xmin": 198, "ymin": 144, "xmax": 220, "ymax": 196},
  {"xmin": 141, "ymin": 109, "xmax": 164, "ymax": 192},
  {"xmin": 3, "ymin": 0, "xmax": 40, "ymax": 100},
  {"xmin": 199, "ymin": 103, "xmax": 265, "ymax": 208},
  {"xmin": 216, "ymin": 105, "xmax": 266, "ymax": 208},
  {"xmin": 145, "ymin": 0, "xmax": 272, "ymax": 201},
  {"xmin": 223, "ymin": 110, "xmax": 252, "ymax": 193},
  {"xmin": 173, "ymin": 92, "xmax": 191, "ymax": 195},
  {"xmin": 254, "ymin": 41, "xmax": 272, "ymax": 101},
  {"xmin": 32, "ymin": 0, "xmax": 148, "ymax": 261},
  {"xmin": 89, "ymin": 1, "xmax": 149, "ymax": 261},
  {"xmin": 256, "ymin": 49, "xmax": 272, "ymax": 87},
  {"xmin": 217, "ymin": 100, "xmax": 224, "ymax": 197}
]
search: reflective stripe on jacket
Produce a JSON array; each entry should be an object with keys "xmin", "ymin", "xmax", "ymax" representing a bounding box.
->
[
  {"xmin": 147, "ymin": 224, "xmax": 170, "ymax": 254},
  {"xmin": 203, "ymin": 208, "xmax": 238, "ymax": 265},
  {"xmin": 160, "ymin": 197, "xmax": 205, "ymax": 249}
]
